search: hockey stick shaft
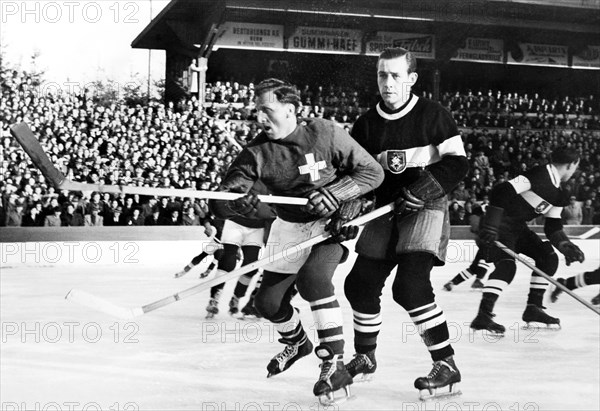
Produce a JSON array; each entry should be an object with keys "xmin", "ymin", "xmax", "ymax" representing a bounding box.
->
[
  {"xmin": 495, "ymin": 241, "xmax": 600, "ymax": 316},
  {"xmin": 10, "ymin": 122, "xmax": 308, "ymax": 205},
  {"xmin": 138, "ymin": 203, "xmax": 395, "ymax": 315},
  {"xmin": 67, "ymin": 203, "xmax": 394, "ymax": 319}
]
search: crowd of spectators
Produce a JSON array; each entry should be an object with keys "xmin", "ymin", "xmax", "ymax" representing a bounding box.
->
[{"xmin": 1, "ymin": 65, "xmax": 599, "ymax": 228}]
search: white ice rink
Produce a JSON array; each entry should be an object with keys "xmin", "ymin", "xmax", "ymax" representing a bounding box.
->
[{"xmin": 1, "ymin": 239, "xmax": 599, "ymax": 411}]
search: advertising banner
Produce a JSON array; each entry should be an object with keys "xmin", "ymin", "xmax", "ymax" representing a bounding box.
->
[
  {"xmin": 451, "ymin": 37, "xmax": 503, "ymax": 64},
  {"xmin": 289, "ymin": 26, "xmax": 362, "ymax": 54},
  {"xmin": 215, "ymin": 22, "xmax": 284, "ymax": 51},
  {"xmin": 365, "ymin": 32, "xmax": 435, "ymax": 59}
]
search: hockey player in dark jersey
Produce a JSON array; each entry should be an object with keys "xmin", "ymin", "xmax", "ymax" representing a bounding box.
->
[
  {"xmin": 471, "ymin": 146, "xmax": 585, "ymax": 334},
  {"xmin": 343, "ymin": 48, "xmax": 469, "ymax": 401},
  {"xmin": 550, "ymin": 266, "xmax": 599, "ymax": 304},
  {"xmin": 174, "ymin": 218, "xmax": 225, "ymax": 279},
  {"xmin": 209, "ymin": 78, "xmax": 384, "ymax": 403}
]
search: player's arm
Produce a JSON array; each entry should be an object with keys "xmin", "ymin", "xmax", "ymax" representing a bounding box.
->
[
  {"xmin": 304, "ymin": 125, "xmax": 384, "ymax": 218},
  {"xmin": 209, "ymin": 151, "xmax": 261, "ymax": 219},
  {"xmin": 397, "ymin": 108, "xmax": 469, "ymax": 215},
  {"xmin": 544, "ymin": 210, "xmax": 585, "ymax": 266}
]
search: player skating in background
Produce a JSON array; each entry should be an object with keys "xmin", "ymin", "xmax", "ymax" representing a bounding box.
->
[
  {"xmin": 174, "ymin": 218, "xmax": 225, "ymax": 279},
  {"xmin": 443, "ymin": 249, "xmax": 491, "ymax": 291},
  {"xmin": 550, "ymin": 266, "xmax": 599, "ymax": 305},
  {"xmin": 343, "ymin": 47, "xmax": 469, "ymax": 401},
  {"xmin": 210, "ymin": 78, "xmax": 384, "ymax": 403},
  {"xmin": 471, "ymin": 146, "xmax": 585, "ymax": 335}
]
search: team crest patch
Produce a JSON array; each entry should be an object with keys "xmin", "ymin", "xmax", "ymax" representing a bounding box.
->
[
  {"xmin": 535, "ymin": 200, "xmax": 550, "ymax": 214},
  {"xmin": 387, "ymin": 150, "xmax": 407, "ymax": 174}
]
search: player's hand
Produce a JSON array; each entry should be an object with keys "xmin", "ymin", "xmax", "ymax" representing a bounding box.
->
[
  {"xmin": 394, "ymin": 187, "xmax": 425, "ymax": 216},
  {"xmin": 325, "ymin": 198, "xmax": 364, "ymax": 237},
  {"xmin": 558, "ymin": 242, "xmax": 585, "ymax": 266},
  {"xmin": 303, "ymin": 188, "xmax": 339, "ymax": 218},
  {"xmin": 228, "ymin": 193, "xmax": 260, "ymax": 217}
]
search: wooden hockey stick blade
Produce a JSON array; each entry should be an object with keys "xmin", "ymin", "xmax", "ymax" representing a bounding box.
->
[
  {"xmin": 9, "ymin": 121, "xmax": 307, "ymax": 205},
  {"xmin": 67, "ymin": 202, "xmax": 395, "ymax": 319},
  {"xmin": 495, "ymin": 241, "xmax": 600, "ymax": 316},
  {"xmin": 10, "ymin": 122, "xmax": 67, "ymax": 187},
  {"xmin": 65, "ymin": 289, "xmax": 139, "ymax": 320}
]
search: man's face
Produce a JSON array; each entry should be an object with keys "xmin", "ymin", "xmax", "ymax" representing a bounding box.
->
[
  {"xmin": 377, "ymin": 56, "xmax": 418, "ymax": 110},
  {"xmin": 254, "ymin": 90, "xmax": 297, "ymax": 141}
]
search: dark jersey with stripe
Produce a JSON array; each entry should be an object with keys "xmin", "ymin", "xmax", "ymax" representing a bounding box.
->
[
  {"xmin": 219, "ymin": 118, "xmax": 384, "ymax": 222},
  {"xmin": 351, "ymin": 94, "xmax": 467, "ymax": 206},
  {"xmin": 491, "ymin": 164, "xmax": 570, "ymax": 223}
]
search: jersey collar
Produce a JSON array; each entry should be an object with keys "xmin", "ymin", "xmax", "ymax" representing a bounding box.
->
[
  {"xmin": 547, "ymin": 164, "xmax": 561, "ymax": 187},
  {"xmin": 376, "ymin": 94, "xmax": 419, "ymax": 120}
]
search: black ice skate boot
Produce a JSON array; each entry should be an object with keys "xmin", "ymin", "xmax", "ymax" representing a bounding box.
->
[
  {"xmin": 470, "ymin": 294, "xmax": 505, "ymax": 335},
  {"xmin": 550, "ymin": 279, "xmax": 566, "ymax": 303},
  {"xmin": 266, "ymin": 335, "xmax": 313, "ymax": 378},
  {"xmin": 471, "ymin": 278, "xmax": 484, "ymax": 289},
  {"xmin": 592, "ymin": 293, "xmax": 600, "ymax": 306},
  {"xmin": 205, "ymin": 298, "xmax": 219, "ymax": 319},
  {"xmin": 228, "ymin": 295, "xmax": 239, "ymax": 316},
  {"xmin": 313, "ymin": 345, "xmax": 353, "ymax": 405},
  {"xmin": 442, "ymin": 281, "xmax": 454, "ymax": 291},
  {"xmin": 345, "ymin": 349, "xmax": 377, "ymax": 382},
  {"xmin": 241, "ymin": 292, "xmax": 262, "ymax": 320},
  {"xmin": 522, "ymin": 304, "xmax": 561, "ymax": 329},
  {"xmin": 414, "ymin": 356, "xmax": 462, "ymax": 401}
]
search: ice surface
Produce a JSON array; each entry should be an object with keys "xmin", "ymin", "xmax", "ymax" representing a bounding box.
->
[{"xmin": 1, "ymin": 240, "xmax": 598, "ymax": 411}]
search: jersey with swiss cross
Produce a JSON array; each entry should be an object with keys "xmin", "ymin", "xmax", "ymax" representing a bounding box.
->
[{"xmin": 220, "ymin": 118, "xmax": 383, "ymax": 223}]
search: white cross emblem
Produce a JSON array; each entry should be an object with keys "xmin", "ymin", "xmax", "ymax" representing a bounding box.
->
[{"xmin": 298, "ymin": 153, "xmax": 326, "ymax": 181}]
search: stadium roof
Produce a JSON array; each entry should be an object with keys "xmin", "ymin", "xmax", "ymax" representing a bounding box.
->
[{"xmin": 132, "ymin": 0, "xmax": 600, "ymax": 51}]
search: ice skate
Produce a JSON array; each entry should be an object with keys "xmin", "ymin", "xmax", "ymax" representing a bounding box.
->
[
  {"xmin": 414, "ymin": 356, "xmax": 461, "ymax": 401},
  {"xmin": 470, "ymin": 311, "xmax": 505, "ymax": 336},
  {"xmin": 550, "ymin": 279, "xmax": 566, "ymax": 303},
  {"xmin": 200, "ymin": 266, "xmax": 215, "ymax": 279},
  {"xmin": 266, "ymin": 335, "xmax": 313, "ymax": 378},
  {"xmin": 345, "ymin": 349, "xmax": 377, "ymax": 382},
  {"xmin": 229, "ymin": 296, "xmax": 239, "ymax": 316},
  {"xmin": 442, "ymin": 282, "xmax": 454, "ymax": 292},
  {"xmin": 471, "ymin": 278, "xmax": 484, "ymax": 290},
  {"xmin": 592, "ymin": 293, "xmax": 600, "ymax": 306},
  {"xmin": 313, "ymin": 345, "xmax": 353, "ymax": 405},
  {"xmin": 240, "ymin": 301, "xmax": 262, "ymax": 320},
  {"xmin": 522, "ymin": 304, "xmax": 561, "ymax": 330},
  {"xmin": 205, "ymin": 298, "xmax": 219, "ymax": 319}
]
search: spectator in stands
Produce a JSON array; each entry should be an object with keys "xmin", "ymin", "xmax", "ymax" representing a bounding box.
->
[
  {"xmin": 84, "ymin": 204, "xmax": 104, "ymax": 226},
  {"xmin": 125, "ymin": 208, "xmax": 144, "ymax": 226},
  {"xmin": 104, "ymin": 206, "xmax": 125, "ymax": 226},
  {"xmin": 144, "ymin": 207, "xmax": 162, "ymax": 226},
  {"xmin": 562, "ymin": 196, "xmax": 583, "ymax": 225},
  {"xmin": 581, "ymin": 199, "xmax": 595, "ymax": 225},
  {"xmin": 450, "ymin": 181, "xmax": 471, "ymax": 202},
  {"xmin": 5, "ymin": 200, "xmax": 24, "ymax": 227},
  {"xmin": 61, "ymin": 203, "xmax": 84, "ymax": 226},
  {"xmin": 182, "ymin": 206, "xmax": 201, "ymax": 226},
  {"xmin": 44, "ymin": 206, "xmax": 62, "ymax": 227}
]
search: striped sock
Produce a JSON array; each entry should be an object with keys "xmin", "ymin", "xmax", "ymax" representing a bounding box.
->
[
  {"xmin": 527, "ymin": 273, "xmax": 550, "ymax": 306},
  {"xmin": 352, "ymin": 311, "xmax": 382, "ymax": 353},
  {"xmin": 310, "ymin": 296, "xmax": 344, "ymax": 355},
  {"xmin": 275, "ymin": 306, "xmax": 306, "ymax": 345},
  {"xmin": 483, "ymin": 279, "xmax": 508, "ymax": 297},
  {"xmin": 449, "ymin": 268, "xmax": 474, "ymax": 286},
  {"xmin": 408, "ymin": 302, "xmax": 453, "ymax": 361}
]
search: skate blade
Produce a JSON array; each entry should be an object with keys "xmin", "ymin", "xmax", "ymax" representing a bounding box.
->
[
  {"xmin": 419, "ymin": 383, "xmax": 462, "ymax": 402},
  {"xmin": 522, "ymin": 322, "xmax": 561, "ymax": 331},
  {"xmin": 174, "ymin": 271, "xmax": 188, "ymax": 278},
  {"xmin": 352, "ymin": 373, "xmax": 375, "ymax": 383},
  {"xmin": 318, "ymin": 385, "xmax": 353, "ymax": 406},
  {"xmin": 470, "ymin": 328, "xmax": 505, "ymax": 338}
]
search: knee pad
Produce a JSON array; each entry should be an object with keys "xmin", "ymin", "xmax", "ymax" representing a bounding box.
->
[
  {"xmin": 296, "ymin": 271, "xmax": 334, "ymax": 301},
  {"xmin": 212, "ymin": 248, "xmax": 224, "ymax": 261},
  {"xmin": 217, "ymin": 244, "xmax": 239, "ymax": 272},
  {"xmin": 536, "ymin": 241, "xmax": 559, "ymax": 276},
  {"xmin": 491, "ymin": 258, "xmax": 517, "ymax": 284}
]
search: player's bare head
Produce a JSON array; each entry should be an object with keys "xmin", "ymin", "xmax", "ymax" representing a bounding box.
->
[
  {"xmin": 255, "ymin": 78, "xmax": 301, "ymax": 109},
  {"xmin": 378, "ymin": 48, "xmax": 417, "ymax": 74},
  {"xmin": 551, "ymin": 146, "xmax": 580, "ymax": 181}
]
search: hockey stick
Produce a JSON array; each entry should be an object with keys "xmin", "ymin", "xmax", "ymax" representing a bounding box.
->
[
  {"xmin": 9, "ymin": 122, "xmax": 308, "ymax": 205},
  {"xmin": 66, "ymin": 203, "xmax": 395, "ymax": 319},
  {"xmin": 495, "ymin": 241, "xmax": 600, "ymax": 316}
]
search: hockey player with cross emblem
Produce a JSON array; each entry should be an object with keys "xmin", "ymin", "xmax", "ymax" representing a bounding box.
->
[{"xmin": 209, "ymin": 78, "xmax": 384, "ymax": 404}]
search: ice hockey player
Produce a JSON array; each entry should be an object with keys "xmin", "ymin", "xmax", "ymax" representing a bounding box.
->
[
  {"xmin": 550, "ymin": 266, "xmax": 599, "ymax": 304},
  {"xmin": 443, "ymin": 249, "xmax": 491, "ymax": 291},
  {"xmin": 471, "ymin": 146, "xmax": 585, "ymax": 334}
]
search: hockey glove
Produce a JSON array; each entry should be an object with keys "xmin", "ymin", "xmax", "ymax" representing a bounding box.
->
[
  {"xmin": 394, "ymin": 187, "xmax": 425, "ymax": 216},
  {"xmin": 325, "ymin": 198, "xmax": 364, "ymax": 235},
  {"xmin": 302, "ymin": 176, "xmax": 361, "ymax": 218},
  {"xmin": 477, "ymin": 206, "xmax": 504, "ymax": 245},
  {"xmin": 394, "ymin": 170, "xmax": 446, "ymax": 216},
  {"xmin": 227, "ymin": 193, "xmax": 260, "ymax": 217},
  {"xmin": 548, "ymin": 230, "xmax": 585, "ymax": 266}
]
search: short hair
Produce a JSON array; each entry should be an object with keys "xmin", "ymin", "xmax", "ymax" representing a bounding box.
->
[
  {"xmin": 254, "ymin": 78, "xmax": 301, "ymax": 109},
  {"xmin": 550, "ymin": 146, "xmax": 580, "ymax": 165},
  {"xmin": 378, "ymin": 48, "xmax": 417, "ymax": 73}
]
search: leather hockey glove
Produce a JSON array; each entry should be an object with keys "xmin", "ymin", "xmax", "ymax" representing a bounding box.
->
[
  {"xmin": 325, "ymin": 198, "xmax": 364, "ymax": 241},
  {"xmin": 303, "ymin": 176, "xmax": 361, "ymax": 218},
  {"xmin": 477, "ymin": 206, "xmax": 504, "ymax": 245},
  {"xmin": 394, "ymin": 170, "xmax": 445, "ymax": 216},
  {"xmin": 548, "ymin": 230, "xmax": 585, "ymax": 266}
]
